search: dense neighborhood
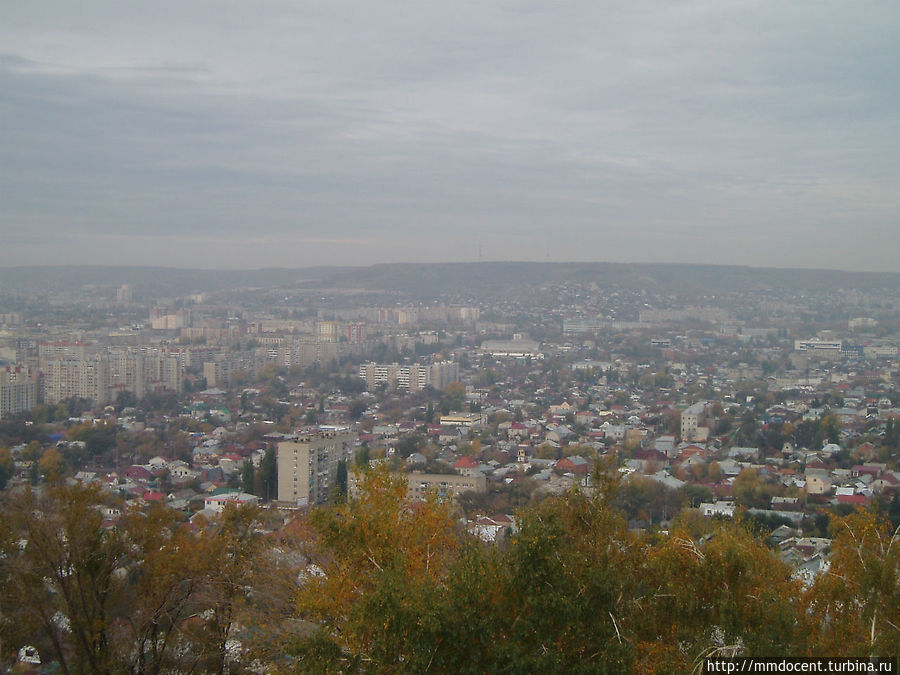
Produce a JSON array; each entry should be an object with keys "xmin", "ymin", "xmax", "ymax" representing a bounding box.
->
[{"xmin": 0, "ymin": 263, "xmax": 898, "ymax": 670}]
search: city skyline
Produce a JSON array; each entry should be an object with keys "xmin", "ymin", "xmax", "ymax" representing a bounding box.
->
[{"xmin": 2, "ymin": 1, "xmax": 898, "ymax": 272}]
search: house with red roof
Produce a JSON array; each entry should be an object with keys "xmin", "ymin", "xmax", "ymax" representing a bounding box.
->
[
  {"xmin": 453, "ymin": 455, "xmax": 481, "ymax": 476},
  {"xmin": 836, "ymin": 493, "xmax": 869, "ymax": 506},
  {"xmin": 121, "ymin": 465, "xmax": 155, "ymax": 482},
  {"xmin": 556, "ymin": 455, "xmax": 589, "ymax": 474}
]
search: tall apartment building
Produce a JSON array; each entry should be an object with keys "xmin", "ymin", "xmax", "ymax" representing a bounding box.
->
[
  {"xmin": 277, "ymin": 428, "xmax": 357, "ymax": 506},
  {"xmin": 116, "ymin": 284, "xmax": 134, "ymax": 303},
  {"xmin": 346, "ymin": 323, "xmax": 366, "ymax": 343},
  {"xmin": 43, "ymin": 356, "xmax": 109, "ymax": 405},
  {"xmin": 39, "ymin": 341, "xmax": 89, "ymax": 368},
  {"xmin": 316, "ymin": 321, "xmax": 339, "ymax": 342},
  {"xmin": 108, "ymin": 347, "xmax": 147, "ymax": 400},
  {"xmin": 358, "ymin": 361, "xmax": 459, "ymax": 392},
  {"xmin": 108, "ymin": 346, "xmax": 184, "ymax": 399},
  {"xmin": 149, "ymin": 308, "xmax": 191, "ymax": 330},
  {"xmin": 41, "ymin": 346, "xmax": 184, "ymax": 406},
  {"xmin": 0, "ymin": 365, "xmax": 37, "ymax": 419},
  {"xmin": 203, "ymin": 348, "xmax": 269, "ymax": 389}
]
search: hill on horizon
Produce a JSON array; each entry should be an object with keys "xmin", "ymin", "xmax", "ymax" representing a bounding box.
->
[{"xmin": 0, "ymin": 261, "xmax": 897, "ymax": 299}]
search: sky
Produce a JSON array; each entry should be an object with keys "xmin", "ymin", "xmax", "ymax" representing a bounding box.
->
[{"xmin": 1, "ymin": 1, "xmax": 898, "ymax": 272}]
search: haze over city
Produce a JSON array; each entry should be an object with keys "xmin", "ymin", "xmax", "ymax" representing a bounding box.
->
[{"xmin": 2, "ymin": 1, "xmax": 898, "ymax": 272}]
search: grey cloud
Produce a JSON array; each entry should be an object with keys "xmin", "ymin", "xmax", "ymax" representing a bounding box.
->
[{"xmin": 0, "ymin": 1, "xmax": 898, "ymax": 271}]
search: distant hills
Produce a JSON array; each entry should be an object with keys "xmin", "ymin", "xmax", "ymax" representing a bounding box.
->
[{"xmin": 0, "ymin": 262, "xmax": 897, "ymax": 299}]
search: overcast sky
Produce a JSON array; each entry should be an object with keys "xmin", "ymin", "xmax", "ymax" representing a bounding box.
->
[{"xmin": 1, "ymin": 1, "xmax": 898, "ymax": 271}]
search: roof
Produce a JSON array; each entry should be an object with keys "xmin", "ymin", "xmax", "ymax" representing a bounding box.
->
[{"xmin": 453, "ymin": 455, "xmax": 480, "ymax": 469}]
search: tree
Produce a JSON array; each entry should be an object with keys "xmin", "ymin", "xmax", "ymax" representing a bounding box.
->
[
  {"xmin": 535, "ymin": 442, "xmax": 559, "ymax": 460},
  {"xmin": 355, "ymin": 444, "xmax": 371, "ymax": 468},
  {"xmin": 242, "ymin": 459, "xmax": 256, "ymax": 496},
  {"xmin": 0, "ymin": 485, "xmax": 128, "ymax": 674},
  {"xmin": 293, "ymin": 466, "xmax": 462, "ymax": 671},
  {"xmin": 187, "ymin": 505, "xmax": 270, "ymax": 675},
  {"xmin": 0, "ymin": 485, "xmax": 279, "ymax": 674},
  {"xmin": 707, "ymin": 460, "xmax": 722, "ymax": 483},
  {"xmin": 260, "ymin": 447, "xmax": 277, "ymax": 502},
  {"xmin": 806, "ymin": 510, "xmax": 900, "ymax": 655},
  {"xmin": 0, "ymin": 447, "xmax": 13, "ymax": 490},
  {"xmin": 638, "ymin": 521, "xmax": 805, "ymax": 670},
  {"xmin": 349, "ymin": 399, "xmax": 367, "ymax": 421},
  {"xmin": 39, "ymin": 447, "xmax": 66, "ymax": 483},
  {"xmin": 332, "ymin": 460, "xmax": 348, "ymax": 504},
  {"xmin": 442, "ymin": 382, "xmax": 466, "ymax": 414}
]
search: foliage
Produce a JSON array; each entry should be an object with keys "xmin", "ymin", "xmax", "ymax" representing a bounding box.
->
[
  {"xmin": 0, "ymin": 485, "xmax": 277, "ymax": 674},
  {"xmin": 616, "ymin": 475, "xmax": 686, "ymax": 525},
  {"xmin": 638, "ymin": 521, "xmax": 805, "ymax": 670},
  {"xmin": 260, "ymin": 447, "xmax": 277, "ymax": 502},
  {"xmin": 4, "ymin": 470, "xmax": 900, "ymax": 672},
  {"xmin": 294, "ymin": 466, "xmax": 462, "ymax": 671},
  {"xmin": 241, "ymin": 459, "xmax": 255, "ymax": 495},
  {"xmin": 806, "ymin": 510, "xmax": 900, "ymax": 656},
  {"xmin": 0, "ymin": 447, "xmax": 14, "ymax": 489}
]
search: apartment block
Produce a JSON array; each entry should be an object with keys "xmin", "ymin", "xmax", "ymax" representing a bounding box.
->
[
  {"xmin": 348, "ymin": 470, "xmax": 487, "ymax": 503},
  {"xmin": 0, "ymin": 365, "xmax": 37, "ymax": 419},
  {"xmin": 277, "ymin": 428, "xmax": 357, "ymax": 506},
  {"xmin": 358, "ymin": 361, "xmax": 459, "ymax": 391}
]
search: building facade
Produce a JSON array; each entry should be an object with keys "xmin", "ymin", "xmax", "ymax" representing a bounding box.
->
[
  {"xmin": 348, "ymin": 469, "xmax": 486, "ymax": 503},
  {"xmin": 277, "ymin": 428, "xmax": 357, "ymax": 506},
  {"xmin": 0, "ymin": 365, "xmax": 37, "ymax": 419},
  {"xmin": 358, "ymin": 361, "xmax": 459, "ymax": 391}
]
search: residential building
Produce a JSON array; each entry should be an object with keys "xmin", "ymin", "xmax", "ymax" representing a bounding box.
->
[
  {"xmin": 277, "ymin": 428, "xmax": 357, "ymax": 506},
  {"xmin": 680, "ymin": 401, "xmax": 707, "ymax": 441},
  {"xmin": 358, "ymin": 361, "xmax": 459, "ymax": 392},
  {"xmin": 43, "ymin": 356, "xmax": 109, "ymax": 405},
  {"xmin": 348, "ymin": 469, "xmax": 487, "ymax": 503},
  {"xmin": 0, "ymin": 365, "xmax": 37, "ymax": 419}
]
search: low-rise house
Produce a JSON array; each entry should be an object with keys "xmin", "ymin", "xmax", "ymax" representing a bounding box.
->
[
  {"xmin": 728, "ymin": 446, "xmax": 759, "ymax": 460},
  {"xmin": 836, "ymin": 492, "xmax": 869, "ymax": 506},
  {"xmin": 872, "ymin": 472, "xmax": 900, "ymax": 493},
  {"xmin": 654, "ymin": 435, "xmax": 676, "ymax": 458},
  {"xmin": 850, "ymin": 463, "xmax": 885, "ymax": 479},
  {"xmin": 468, "ymin": 514, "xmax": 515, "ymax": 543},
  {"xmin": 453, "ymin": 455, "xmax": 482, "ymax": 476},
  {"xmin": 805, "ymin": 473, "xmax": 833, "ymax": 496},
  {"xmin": 771, "ymin": 496, "xmax": 800, "ymax": 511},
  {"xmin": 203, "ymin": 491, "xmax": 260, "ymax": 513},
  {"xmin": 556, "ymin": 455, "xmax": 589, "ymax": 474},
  {"xmin": 700, "ymin": 501, "xmax": 735, "ymax": 518},
  {"xmin": 121, "ymin": 465, "xmax": 155, "ymax": 483},
  {"xmin": 646, "ymin": 470, "xmax": 685, "ymax": 490}
]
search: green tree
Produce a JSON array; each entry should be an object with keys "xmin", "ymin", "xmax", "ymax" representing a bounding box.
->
[
  {"xmin": 332, "ymin": 460, "xmax": 348, "ymax": 504},
  {"xmin": 0, "ymin": 447, "xmax": 13, "ymax": 490},
  {"xmin": 355, "ymin": 444, "xmax": 371, "ymax": 468},
  {"xmin": 260, "ymin": 447, "xmax": 277, "ymax": 502},
  {"xmin": 242, "ymin": 459, "xmax": 256, "ymax": 496},
  {"xmin": 0, "ymin": 484, "xmax": 280, "ymax": 674}
]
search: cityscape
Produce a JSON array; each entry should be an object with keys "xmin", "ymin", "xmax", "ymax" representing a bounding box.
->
[
  {"xmin": 3, "ymin": 0, "xmax": 899, "ymax": 671},
  {"xmin": 0, "ymin": 261, "xmax": 898, "ymax": 670}
]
